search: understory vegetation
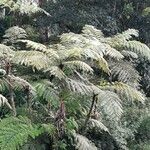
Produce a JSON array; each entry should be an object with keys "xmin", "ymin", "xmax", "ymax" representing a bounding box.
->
[{"xmin": 0, "ymin": 0, "xmax": 150, "ymax": 150}]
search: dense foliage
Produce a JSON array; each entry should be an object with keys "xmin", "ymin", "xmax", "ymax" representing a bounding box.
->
[{"xmin": 0, "ymin": 0, "xmax": 150, "ymax": 150}]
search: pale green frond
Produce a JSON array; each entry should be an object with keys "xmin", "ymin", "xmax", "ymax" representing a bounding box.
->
[
  {"xmin": 0, "ymin": 44, "xmax": 15, "ymax": 59},
  {"xmin": 15, "ymin": 1, "xmax": 50, "ymax": 16},
  {"xmin": 73, "ymin": 133, "xmax": 98, "ymax": 150},
  {"xmin": 103, "ymin": 44, "xmax": 124, "ymax": 60},
  {"xmin": 82, "ymin": 25, "xmax": 104, "ymax": 40},
  {"xmin": 123, "ymin": 41, "xmax": 150, "ymax": 60},
  {"xmin": 97, "ymin": 57, "xmax": 110, "ymax": 74},
  {"xmin": 87, "ymin": 119, "xmax": 109, "ymax": 133},
  {"xmin": 121, "ymin": 50, "xmax": 138, "ymax": 59},
  {"xmin": 100, "ymin": 82, "xmax": 145, "ymax": 103},
  {"xmin": 60, "ymin": 32, "xmax": 86, "ymax": 48},
  {"xmin": 0, "ymin": 0, "xmax": 15, "ymax": 9},
  {"xmin": 2, "ymin": 26, "xmax": 27, "ymax": 45},
  {"xmin": 142, "ymin": 7, "xmax": 150, "ymax": 17},
  {"xmin": 13, "ymin": 51, "xmax": 50, "ymax": 71},
  {"xmin": 63, "ymin": 60, "xmax": 93, "ymax": 74},
  {"xmin": 66, "ymin": 78, "xmax": 101, "ymax": 95},
  {"xmin": 18, "ymin": 40, "xmax": 59, "ymax": 60},
  {"xmin": 0, "ymin": 94, "xmax": 12, "ymax": 110},
  {"xmin": 45, "ymin": 66, "xmax": 66, "ymax": 80},
  {"xmin": 109, "ymin": 29, "xmax": 139, "ymax": 47},
  {"xmin": 0, "ymin": 116, "xmax": 44, "ymax": 150},
  {"xmin": 98, "ymin": 91, "xmax": 123, "ymax": 122},
  {"xmin": 109, "ymin": 61, "xmax": 140, "ymax": 83}
]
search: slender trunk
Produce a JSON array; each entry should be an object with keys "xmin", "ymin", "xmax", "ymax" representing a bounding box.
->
[{"xmin": 81, "ymin": 94, "xmax": 98, "ymax": 133}]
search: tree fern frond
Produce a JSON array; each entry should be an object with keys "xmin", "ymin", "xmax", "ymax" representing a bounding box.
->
[
  {"xmin": 0, "ymin": 116, "xmax": 43, "ymax": 150},
  {"xmin": 14, "ymin": 1, "xmax": 50, "ymax": 16},
  {"xmin": 2, "ymin": 26, "xmax": 27, "ymax": 45},
  {"xmin": 13, "ymin": 51, "xmax": 50, "ymax": 71},
  {"xmin": 0, "ymin": 94, "xmax": 12, "ymax": 110},
  {"xmin": 98, "ymin": 91, "xmax": 123, "ymax": 122},
  {"xmin": 82, "ymin": 25, "xmax": 104, "ymax": 40},
  {"xmin": 97, "ymin": 57, "xmax": 110, "ymax": 74},
  {"xmin": 18, "ymin": 40, "xmax": 59, "ymax": 60},
  {"xmin": 109, "ymin": 61, "xmax": 140, "ymax": 83},
  {"xmin": 0, "ymin": 44, "xmax": 14, "ymax": 59},
  {"xmin": 109, "ymin": 29, "xmax": 139, "ymax": 47},
  {"xmin": 7, "ymin": 75, "xmax": 36, "ymax": 95},
  {"xmin": 45, "ymin": 66, "xmax": 67, "ymax": 80},
  {"xmin": 66, "ymin": 78, "xmax": 100, "ymax": 95},
  {"xmin": 60, "ymin": 33, "xmax": 86, "ymax": 48},
  {"xmin": 34, "ymin": 80, "xmax": 59, "ymax": 102},
  {"xmin": 87, "ymin": 119, "xmax": 109, "ymax": 133},
  {"xmin": 100, "ymin": 82, "xmax": 145, "ymax": 103},
  {"xmin": 63, "ymin": 60, "xmax": 93, "ymax": 74},
  {"xmin": 123, "ymin": 41, "xmax": 150, "ymax": 60},
  {"xmin": 104, "ymin": 44, "xmax": 124, "ymax": 60},
  {"xmin": 121, "ymin": 50, "xmax": 138, "ymax": 59},
  {"xmin": 73, "ymin": 133, "xmax": 98, "ymax": 150}
]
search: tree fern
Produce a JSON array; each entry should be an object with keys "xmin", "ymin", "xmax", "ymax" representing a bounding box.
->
[
  {"xmin": 63, "ymin": 60, "xmax": 93, "ymax": 74},
  {"xmin": 0, "ymin": 44, "xmax": 14, "ymax": 59},
  {"xmin": 98, "ymin": 91, "xmax": 123, "ymax": 122},
  {"xmin": 73, "ymin": 133, "xmax": 98, "ymax": 150},
  {"xmin": 66, "ymin": 78, "xmax": 100, "ymax": 95},
  {"xmin": 109, "ymin": 29, "xmax": 139, "ymax": 46},
  {"xmin": 109, "ymin": 61, "xmax": 140, "ymax": 84},
  {"xmin": 123, "ymin": 41, "xmax": 150, "ymax": 61},
  {"xmin": 2, "ymin": 26, "xmax": 27, "ymax": 45},
  {"xmin": 100, "ymin": 82, "xmax": 145, "ymax": 103},
  {"xmin": 13, "ymin": 51, "xmax": 51, "ymax": 71},
  {"xmin": 45, "ymin": 66, "xmax": 67, "ymax": 80},
  {"xmin": 87, "ymin": 119, "xmax": 109, "ymax": 133}
]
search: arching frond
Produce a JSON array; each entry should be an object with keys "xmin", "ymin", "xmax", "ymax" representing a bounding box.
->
[
  {"xmin": 0, "ymin": 94, "xmax": 12, "ymax": 110},
  {"xmin": 63, "ymin": 60, "xmax": 93, "ymax": 74},
  {"xmin": 45, "ymin": 66, "xmax": 66, "ymax": 80},
  {"xmin": 100, "ymin": 82, "xmax": 145, "ymax": 103},
  {"xmin": 60, "ymin": 33, "xmax": 86, "ymax": 48},
  {"xmin": 98, "ymin": 91, "xmax": 123, "ymax": 122},
  {"xmin": 18, "ymin": 40, "xmax": 59, "ymax": 60},
  {"xmin": 109, "ymin": 61, "xmax": 140, "ymax": 84},
  {"xmin": 0, "ymin": 44, "xmax": 14, "ymax": 59},
  {"xmin": 82, "ymin": 25, "xmax": 104, "ymax": 40},
  {"xmin": 87, "ymin": 119, "xmax": 109, "ymax": 133},
  {"xmin": 0, "ymin": 116, "xmax": 44, "ymax": 150},
  {"xmin": 103, "ymin": 44, "xmax": 124, "ymax": 60},
  {"xmin": 34, "ymin": 80, "xmax": 59, "ymax": 102},
  {"xmin": 14, "ymin": 1, "xmax": 50, "ymax": 16},
  {"xmin": 97, "ymin": 57, "xmax": 110, "ymax": 74},
  {"xmin": 121, "ymin": 50, "xmax": 138, "ymax": 59},
  {"xmin": 13, "ymin": 51, "xmax": 51, "ymax": 71},
  {"xmin": 73, "ymin": 133, "xmax": 98, "ymax": 150},
  {"xmin": 109, "ymin": 29, "xmax": 139, "ymax": 47},
  {"xmin": 66, "ymin": 79, "xmax": 100, "ymax": 95},
  {"xmin": 7, "ymin": 75, "xmax": 36, "ymax": 95},
  {"xmin": 123, "ymin": 41, "xmax": 150, "ymax": 60},
  {"xmin": 2, "ymin": 26, "xmax": 27, "ymax": 45}
]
